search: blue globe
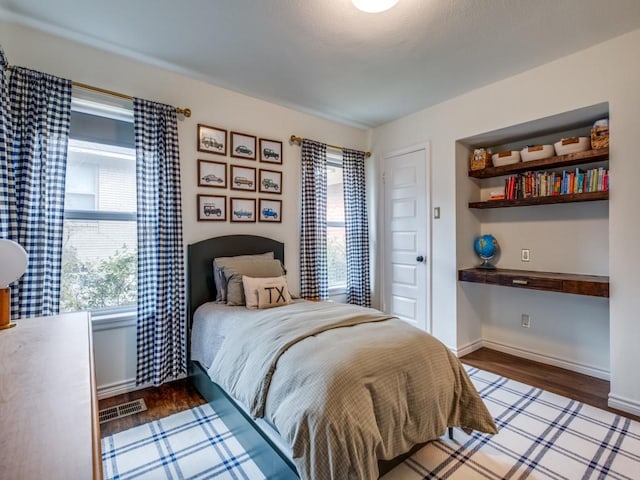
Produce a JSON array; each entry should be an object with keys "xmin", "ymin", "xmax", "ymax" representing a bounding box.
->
[{"xmin": 474, "ymin": 234, "xmax": 498, "ymax": 269}]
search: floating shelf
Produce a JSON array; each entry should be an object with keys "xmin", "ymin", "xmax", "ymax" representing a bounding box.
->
[
  {"xmin": 458, "ymin": 267, "xmax": 609, "ymax": 298},
  {"xmin": 468, "ymin": 148, "xmax": 609, "ymax": 179},
  {"xmin": 469, "ymin": 190, "xmax": 608, "ymax": 209}
]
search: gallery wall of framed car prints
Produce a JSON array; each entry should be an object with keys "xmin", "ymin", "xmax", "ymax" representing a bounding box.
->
[{"xmin": 197, "ymin": 124, "xmax": 283, "ymax": 223}]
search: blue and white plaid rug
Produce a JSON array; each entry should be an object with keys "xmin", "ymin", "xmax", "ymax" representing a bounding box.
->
[
  {"xmin": 102, "ymin": 367, "xmax": 640, "ymax": 479},
  {"xmin": 101, "ymin": 403, "xmax": 265, "ymax": 480}
]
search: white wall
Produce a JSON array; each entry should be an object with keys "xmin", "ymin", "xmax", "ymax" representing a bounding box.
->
[
  {"xmin": 0, "ymin": 20, "xmax": 367, "ymax": 396},
  {"xmin": 372, "ymin": 29, "xmax": 640, "ymax": 415}
]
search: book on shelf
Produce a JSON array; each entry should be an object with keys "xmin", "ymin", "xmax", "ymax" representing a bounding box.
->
[{"xmin": 500, "ymin": 167, "xmax": 608, "ymax": 200}]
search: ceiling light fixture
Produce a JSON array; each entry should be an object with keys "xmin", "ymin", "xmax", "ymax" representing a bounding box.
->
[{"xmin": 352, "ymin": 0, "xmax": 399, "ymax": 13}]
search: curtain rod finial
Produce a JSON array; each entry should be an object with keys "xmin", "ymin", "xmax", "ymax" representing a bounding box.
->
[{"xmin": 290, "ymin": 135, "xmax": 303, "ymax": 145}]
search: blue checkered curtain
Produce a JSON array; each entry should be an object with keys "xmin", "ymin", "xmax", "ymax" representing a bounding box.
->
[
  {"xmin": 133, "ymin": 98, "xmax": 186, "ymax": 386},
  {"xmin": 0, "ymin": 45, "xmax": 11, "ymax": 238},
  {"xmin": 343, "ymin": 148, "xmax": 371, "ymax": 307},
  {"xmin": 300, "ymin": 139, "xmax": 328, "ymax": 300},
  {"xmin": 5, "ymin": 66, "xmax": 71, "ymax": 319}
]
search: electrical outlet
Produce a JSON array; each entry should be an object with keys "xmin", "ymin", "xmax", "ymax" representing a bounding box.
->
[
  {"xmin": 521, "ymin": 313, "xmax": 530, "ymax": 328},
  {"xmin": 521, "ymin": 249, "xmax": 530, "ymax": 262}
]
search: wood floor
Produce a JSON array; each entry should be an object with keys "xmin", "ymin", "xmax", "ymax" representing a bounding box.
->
[{"xmin": 99, "ymin": 348, "xmax": 639, "ymax": 438}]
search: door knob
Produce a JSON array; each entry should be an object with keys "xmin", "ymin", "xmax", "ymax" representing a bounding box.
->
[{"xmin": 416, "ymin": 255, "xmax": 424, "ymax": 263}]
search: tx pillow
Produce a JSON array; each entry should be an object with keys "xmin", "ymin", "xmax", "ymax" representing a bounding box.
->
[
  {"xmin": 223, "ymin": 259, "xmax": 286, "ymax": 306},
  {"xmin": 243, "ymin": 275, "xmax": 292, "ymax": 309},
  {"xmin": 213, "ymin": 252, "xmax": 274, "ymax": 302}
]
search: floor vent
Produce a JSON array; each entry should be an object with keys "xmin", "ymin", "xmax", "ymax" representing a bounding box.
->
[{"xmin": 99, "ymin": 399, "xmax": 147, "ymax": 424}]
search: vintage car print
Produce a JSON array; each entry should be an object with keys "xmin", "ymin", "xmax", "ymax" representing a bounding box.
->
[
  {"xmin": 234, "ymin": 176, "xmax": 254, "ymax": 187},
  {"xmin": 201, "ymin": 173, "xmax": 224, "ymax": 184},
  {"xmin": 262, "ymin": 207, "xmax": 278, "ymax": 219},
  {"xmin": 261, "ymin": 178, "xmax": 279, "ymax": 191},
  {"xmin": 233, "ymin": 209, "xmax": 253, "ymax": 218},
  {"xmin": 203, "ymin": 203, "xmax": 222, "ymax": 216},
  {"xmin": 235, "ymin": 145, "xmax": 253, "ymax": 155},
  {"xmin": 201, "ymin": 137, "xmax": 223, "ymax": 150},
  {"xmin": 263, "ymin": 148, "xmax": 280, "ymax": 160}
]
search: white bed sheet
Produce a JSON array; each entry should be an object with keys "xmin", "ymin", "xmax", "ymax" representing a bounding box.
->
[{"xmin": 190, "ymin": 301, "xmax": 295, "ymax": 460}]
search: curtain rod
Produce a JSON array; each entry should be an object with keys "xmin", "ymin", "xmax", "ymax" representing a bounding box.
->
[
  {"xmin": 7, "ymin": 65, "xmax": 191, "ymax": 118},
  {"xmin": 289, "ymin": 135, "xmax": 371, "ymax": 158}
]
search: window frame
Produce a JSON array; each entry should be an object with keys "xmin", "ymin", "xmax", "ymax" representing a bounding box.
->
[
  {"xmin": 61, "ymin": 103, "xmax": 138, "ymax": 318},
  {"xmin": 326, "ymin": 152, "xmax": 347, "ymax": 295}
]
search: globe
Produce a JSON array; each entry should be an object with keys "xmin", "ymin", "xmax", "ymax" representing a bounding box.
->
[{"xmin": 473, "ymin": 234, "xmax": 499, "ymax": 269}]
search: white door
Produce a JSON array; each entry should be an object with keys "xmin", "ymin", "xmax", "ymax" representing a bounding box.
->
[{"xmin": 382, "ymin": 145, "xmax": 430, "ymax": 332}]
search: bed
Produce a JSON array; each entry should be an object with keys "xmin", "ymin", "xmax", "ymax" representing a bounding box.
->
[{"xmin": 188, "ymin": 235, "xmax": 497, "ymax": 480}]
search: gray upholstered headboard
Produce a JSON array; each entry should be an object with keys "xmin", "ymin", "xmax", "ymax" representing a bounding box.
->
[{"xmin": 187, "ymin": 235, "xmax": 285, "ymax": 323}]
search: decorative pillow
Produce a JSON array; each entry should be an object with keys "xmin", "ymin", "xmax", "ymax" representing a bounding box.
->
[
  {"xmin": 256, "ymin": 277, "xmax": 293, "ymax": 309},
  {"xmin": 213, "ymin": 252, "xmax": 274, "ymax": 302},
  {"xmin": 243, "ymin": 275, "xmax": 292, "ymax": 309},
  {"xmin": 222, "ymin": 259, "xmax": 286, "ymax": 306}
]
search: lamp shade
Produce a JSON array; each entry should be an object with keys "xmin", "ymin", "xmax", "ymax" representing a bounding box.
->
[{"xmin": 0, "ymin": 239, "xmax": 28, "ymax": 288}]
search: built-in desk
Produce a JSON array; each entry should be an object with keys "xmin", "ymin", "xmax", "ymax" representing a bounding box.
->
[{"xmin": 0, "ymin": 312, "xmax": 102, "ymax": 479}]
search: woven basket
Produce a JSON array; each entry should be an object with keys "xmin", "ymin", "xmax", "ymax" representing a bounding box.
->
[
  {"xmin": 591, "ymin": 126, "xmax": 609, "ymax": 150},
  {"xmin": 470, "ymin": 149, "xmax": 492, "ymax": 171}
]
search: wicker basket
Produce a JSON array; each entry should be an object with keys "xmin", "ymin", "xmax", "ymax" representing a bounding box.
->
[
  {"xmin": 470, "ymin": 149, "xmax": 492, "ymax": 171},
  {"xmin": 591, "ymin": 125, "xmax": 609, "ymax": 150}
]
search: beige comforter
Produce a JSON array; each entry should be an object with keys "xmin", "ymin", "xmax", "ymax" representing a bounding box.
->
[{"xmin": 208, "ymin": 301, "xmax": 497, "ymax": 480}]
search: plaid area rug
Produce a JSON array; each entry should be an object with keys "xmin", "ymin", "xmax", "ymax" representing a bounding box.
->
[
  {"xmin": 101, "ymin": 404, "xmax": 265, "ymax": 480},
  {"xmin": 383, "ymin": 367, "xmax": 640, "ymax": 480},
  {"xmin": 102, "ymin": 367, "xmax": 640, "ymax": 479}
]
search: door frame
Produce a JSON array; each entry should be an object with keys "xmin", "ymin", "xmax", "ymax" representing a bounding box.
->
[{"xmin": 379, "ymin": 142, "xmax": 432, "ymax": 333}]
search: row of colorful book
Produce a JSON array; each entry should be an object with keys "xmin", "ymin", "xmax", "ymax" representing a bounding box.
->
[{"xmin": 493, "ymin": 167, "xmax": 609, "ymax": 200}]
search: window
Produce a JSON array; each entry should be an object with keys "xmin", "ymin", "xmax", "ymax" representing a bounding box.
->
[
  {"xmin": 326, "ymin": 153, "xmax": 346, "ymax": 292},
  {"xmin": 60, "ymin": 95, "xmax": 137, "ymax": 314}
]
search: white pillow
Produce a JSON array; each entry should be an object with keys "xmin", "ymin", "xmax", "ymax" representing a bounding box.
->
[{"xmin": 242, "ymin": 275, "xmax": 292, "ymax": 309}]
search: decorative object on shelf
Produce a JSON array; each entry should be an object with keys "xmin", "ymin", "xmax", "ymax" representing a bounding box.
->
[
  {"xmin": 259, "ymin": 198, "xmax": 282, "ymax": 223},
  {"xmin": 591, "ymin": 119, "xmax": 609, "ymax": 150},
  {"xmin": 492, "ymin": 150, "xmax": 521, "ymax": 167},
  {"xmin": 473, "ymin": 234, "xmax": 499, "ymax": 269},
  {"xmin": 197, "ymin": 194, "xmax": 227, "ymax": 221},
  {"xmin": 230, "ymin": 131, "xmax": 257, "ymax": 160},
  {"xmin": 230, "ymin": 197, "xmax": 256, "ymax": 223},
  {"xmin": 258, "ymin": 169, "xmax": 282, "ymax": 194},
  {"xmin": 554, "ymin": 136, "xmax": 590, "ymax": 155},
  {"xmin": 230, "ymin": 164, "xmax": 257, "ymax": 191},
  {"xmin": 198, "ymin": 159, "xmax": 227, "ymax": 188},
  {"xmin": 520, "ymin": 144, "xmax": 555, "ymax": 162},
  {"xmin": 0, "ymin": 239, "xmax": 28, "ymax": 330},
  {"xmin": 197, "ymin": 124, "xmax": 227, "ymax": 156},
  {"xmin": 259, "ymin": 138, "xmax": 283, "ymax": 164},
  {"xmin": 470, "ymin": 148, "xmax": 492, "ymax": 170}
]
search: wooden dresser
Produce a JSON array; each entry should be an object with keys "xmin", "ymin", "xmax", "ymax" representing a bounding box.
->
[{"xmin": 0, "ymin": 312, "xmax": 102, "ymax": 479}]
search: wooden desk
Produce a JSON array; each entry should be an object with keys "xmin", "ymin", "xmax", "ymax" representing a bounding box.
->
[{"xmin": 0, "ymin": 312, "xmax": 102, "ymax": 479}]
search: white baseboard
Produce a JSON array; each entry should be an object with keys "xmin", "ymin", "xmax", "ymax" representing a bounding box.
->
[
  {"xmin": 451, "ymin": 339, "xmax": 484, "ymax": 357},
  {"xmin": 608, "ymin": 393, "xmax": 640, "ymax": 417},
  {"xmin": 482, "ymin": 339, "xmax": 610, "ymax": 381},
  {"xmin": 97, "ymin": 378, "xmax": 142, "ymax": 400}
]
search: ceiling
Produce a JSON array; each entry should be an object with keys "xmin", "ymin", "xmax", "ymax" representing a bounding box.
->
[{"xmin": 1, "ymin": 0, "xmax": 639, "ymax": 128}]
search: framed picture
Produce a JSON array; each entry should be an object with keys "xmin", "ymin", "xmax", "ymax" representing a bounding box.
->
[
  {"xmin": 197, "ymin": 124, "xmax": 227, "ymax": 155},
  {"xmin": 258, "ymin": 168, "xmax": 282, "ymax": 194},
  {"xmin": 259, "ymin": 138, "xmax": 283, "ymax": 164},
  {"xmin": 259, "ymin": 198, "xmax": 282, "ymax": 223},
  {"xmin": 230, "ymin": 197, "xmax": 256, "ymax": 223},
  {"xmin": 197, "ymin": 194, "xmax": 226, "ymax": 221},
  {"xmin": 230, "ymin": 164, "xmax": 257, "ymax": 191},
  {"xmin": 230, "ymin": 131, "xmax": 257, "ymax": 160},
  {"xmin": 198, "ymin": 160, "xmax": 227, "ymax": 188}
]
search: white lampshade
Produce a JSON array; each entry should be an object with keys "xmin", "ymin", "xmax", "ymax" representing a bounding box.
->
[
  {"xmin": 0, "ymin": 239, "xmax": 28, "ymax": 288},
  {"xmin": 352, "ymin": 0, "xmax": 399, "ymax": 13}
]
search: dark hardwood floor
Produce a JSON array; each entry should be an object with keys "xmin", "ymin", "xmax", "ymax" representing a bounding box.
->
[
  {"xmin": 460, "ymin": 348, "xmax": 640, "ymax": 422},
  {"xmin": 99, "ymin": 348, "xmax": 638, "ymax": 438},
  {"xmin": 99, "ymin": 378, "xmax": 206, "ymax": 437}
]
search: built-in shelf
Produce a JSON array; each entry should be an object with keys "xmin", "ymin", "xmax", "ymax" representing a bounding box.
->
[
  {"xmin": 458, "ymin": 267, "xmax": 609, "ymax": 298},
  {"xmin": 468, "ymin": 148, "xmax": 608, "ymax": 179},
  {"xmin": 469, "ymin": 190, "xmax": 608, "ymax": 209}
]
